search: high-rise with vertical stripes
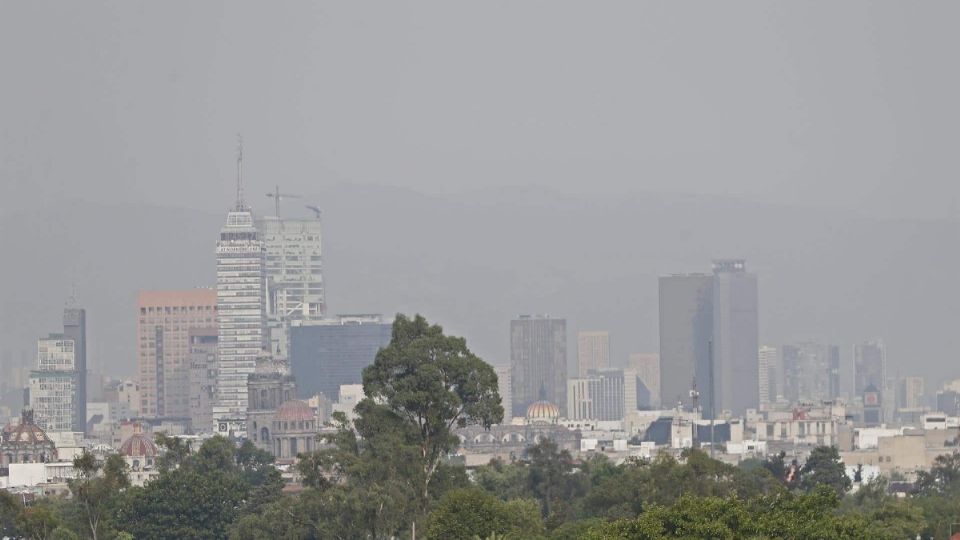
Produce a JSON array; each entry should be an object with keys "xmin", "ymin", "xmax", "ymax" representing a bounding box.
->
[{"xmin": 214, "ymin": 142, "xmax": 268, "ymax": 437}]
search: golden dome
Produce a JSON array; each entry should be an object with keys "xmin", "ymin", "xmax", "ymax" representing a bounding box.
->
[{"xmin": 525, "ymin": 400, "xmax": 560, "ymax": 423}]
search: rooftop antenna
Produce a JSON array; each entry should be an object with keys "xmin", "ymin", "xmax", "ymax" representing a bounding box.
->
[
  {"xmin": 66, "ymin": 280, "xmax": 79, "ymax": 308},
  {"xmin": 235, "ymin": 134, "xmax": 245, "ymax": 211}
]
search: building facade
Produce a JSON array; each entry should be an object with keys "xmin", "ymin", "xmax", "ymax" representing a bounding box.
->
[
  {"xmin": 782, "ymin": 343, "xmax": 840, "ymax": 404},
  {"xmin": 658, "ymin": 274, "xmax": 713, "ymax": 413},
  {"xmin": 289, "ymin": 315, "xmax": 392, "ymax": 402},
  {"xmin": 496, "ymin": 366, "xmax": 512, "ymax": 420},
  {"xmin": 246, "ymin": 370, "xmax": 296, "ymax": 455},
  {"xmin": 567, "ymin": 368, "xmax": 638, "ymax": 421},
  {"xmin": 629, "ymin": 353, "xmax": 660, "ymax": 409},
  {"xmin": 758, "ymin": 346, "xmax": 778, "ymax": 407},
  {"xmin": 214, "ymin": 195, "xmax": 268, "ymax": 436},
  {"xmin": 62, "ymin": 307, "xmax": 87, "ymax": 434},
  {"xmin": 658, "ymin": 261, "xmax": 759, "ymax": 418},
  {"xmin": 187, "ymin": 328, "xmax": 217, "ymax": 433},
  {"xmin": 899, "ymin": 376, "xmax": 925, "ymax": 410},
  {"xmin": 137, "ymin": 290, "xmax": 217, "ymax": 419},
  {"xmin": 510, "ymin": 315, "xmax": 567, "ymax": 418},
  {"xmin": 711, "ymin": 259, "xmax": 759, "ymax": 418},
  {"xmin": 28, "ymin": 335, "xmax": 79, "ymax": 434},
  {"xmin": 577, "ymin": 331, "xmax": 610, "ymax": 378},
  {"xmin": 258, "ymin": 216, "xmax": 325, "ymax": 360},
  {"xmin": 854, "ymin": 340, "xmax": 886, "ymax": 398}
]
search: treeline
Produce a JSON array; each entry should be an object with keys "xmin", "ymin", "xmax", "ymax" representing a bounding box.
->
[{"xmin": 2, "ymin": 314, "xmax": 960, "ymax": 539}]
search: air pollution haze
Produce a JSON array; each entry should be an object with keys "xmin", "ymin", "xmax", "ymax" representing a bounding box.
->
[
  {"xmin": 5, "ymin": 2, "xmax": 960, "ymax": 538},
  {"xmin": 1, "ymin": 3, "xmax": 959, "ymax": 383}
]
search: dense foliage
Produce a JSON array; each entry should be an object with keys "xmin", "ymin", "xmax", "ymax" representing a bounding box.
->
[{"xmin": 2, "ymin": 315, "xmax": 959, "ymax": 538}]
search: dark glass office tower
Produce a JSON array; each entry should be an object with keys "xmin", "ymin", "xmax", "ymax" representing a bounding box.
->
[
  {"xmin": 711, "ymin": 259, "xmax": 759, "ymax": 417},
  {"xmin": 63, "ymin": 307, "xmax": 87, "ymax": 434},
  {"xmin": 658, "ymin": 274, "xmax": 714, "ymax": 414},
  {"xmin": 290, "ymin": 315, "xmax": 392, "ymax": 402},
  {"xmin": 510, "ymin": 315, "xmax": 567, "ymax": 418},
  {"xmin": 659, "ymin": 260, "xmax": 759, "ymax": 418}
]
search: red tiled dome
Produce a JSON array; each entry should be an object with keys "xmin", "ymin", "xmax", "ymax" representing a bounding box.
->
[
  {"xmin": 276, "ymin": 400, "xmax": 314, "ymax": 423},
  {"xmin": 2, "ymin": 409, "xmax": 53, "ymax": 445},
  {"xmin": 119, "ymin": 432, "xmax": 158, "ymax": 458}
]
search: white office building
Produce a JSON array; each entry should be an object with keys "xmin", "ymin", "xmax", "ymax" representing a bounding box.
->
[
  {"xmin": 257, "ymin": 216, "xmax": 325, "ymax": 359},
  {"xmin": 214, "ymin": 171, "xmax": 268, "ymax": 437},
  {"xmin": 567, "ymin": 368, "xmax": 638, "ymax": 422},
  {"xmin": 29, "ymin": 336, "xmax": 79, "ymax": 434}
]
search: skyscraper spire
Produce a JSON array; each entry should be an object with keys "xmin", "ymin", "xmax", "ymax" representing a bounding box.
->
[{"xmin": 236, "ymin": 134, "xmax": 245, "ymax": 211}]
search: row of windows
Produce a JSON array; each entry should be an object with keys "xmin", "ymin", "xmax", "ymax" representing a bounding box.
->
[{"xmin": 140, "ymin": 305, "xmax": 215, "ymax": 315}]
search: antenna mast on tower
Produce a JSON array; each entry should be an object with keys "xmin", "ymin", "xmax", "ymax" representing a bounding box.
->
[{"xmin": 236, "ymin": 134, "xmax": 245, "ymax": 210}]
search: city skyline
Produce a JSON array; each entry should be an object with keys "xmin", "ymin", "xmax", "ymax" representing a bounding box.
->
[{"xmin": 3, "ymin": 3, "xmax": 960, "ymax": 536}]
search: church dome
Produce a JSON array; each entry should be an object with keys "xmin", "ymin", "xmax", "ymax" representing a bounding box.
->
[
  {"xmin": 276, "ymin": 400, "xmax": 314, "ymax": 423},
  {"xmin": 119, "ymin": 425, "xmax": 158, "ymax": 458},
  {"xmin": 2, "ymin": 409, "xmax": 53, "ymax": 445},
  {"xmin": 525, "ymin": 401, "xmax": 560, "ymax": 423}
]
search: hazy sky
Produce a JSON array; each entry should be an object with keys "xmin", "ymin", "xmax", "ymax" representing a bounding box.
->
[
  {"xmin": 2, "ymin": 2, "xmax": 960, "ymax": 390},
  {"xmin": 2, "ymin": 1, "xmax": 959, "ymax": 218}
]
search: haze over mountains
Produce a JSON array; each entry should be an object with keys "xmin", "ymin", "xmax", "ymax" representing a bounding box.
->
[{"xmin": 2, "ymin": 183, "xmax": 957, "ymax": 392}]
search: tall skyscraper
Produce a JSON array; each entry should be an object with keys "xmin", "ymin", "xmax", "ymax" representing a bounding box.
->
[
  {"xmin": 137, "ymin": 289, "xmax": 217, "ymax": 419},
  {"xmin": 29, "ymin": 335, "xmax": 80, "ymax": 433},
  {"xmin": 577, "ymin": 331, "xmax": 610, "ymax": 378},
  {"xmin": 758, "ymin": 346, "xmax": 778, "ymax": 407},
  {"xmin": 854, "ymin": 340, "xmax": 886, "ymax": 398},
  {"xmin": 628, "ymin": 353, "xmax": 660, "ymax": 408},
  {"xmin": 290, "ymin": 315, "xmax": 392, "ymax": 402},
  {"xmin": 711, "ymin": 259, "xmax": 759, "ymax": 418},
  {"xmin": 214, "ymin": 142, "xmax": 268, "ymax": 436},
  {"xmin": 510, "ymin": 315, "xmax": 567, "ymax": 418},
  {"xmin": 258, "ymin": 215, "xmax": 325, "ymax": 360},
  {"xmin": 658, "ymin": 274, "xmax": 713, "ymax": 413},
  {"xmin": 659, "ymin": 260, "xmax": 759, "ymax": 418},
  {"xmin": 62, "ymin": 306, "xmax": 87, "ymax": 434}
]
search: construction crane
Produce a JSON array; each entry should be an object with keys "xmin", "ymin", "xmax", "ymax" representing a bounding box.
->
[
  {"xmin": 265, "ymin": 185, "xmax": 301, "ymax": 217},
  {"xmin": 305, "ymin": 205, "xmax": 322, "ymax": 220}
]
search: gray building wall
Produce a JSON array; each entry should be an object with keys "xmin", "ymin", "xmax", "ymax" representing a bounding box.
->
[
  {"xmin": 188, "ymin": 328, "xmax": 217, "ymax": 434},
  {"xmin": 712, "ymin": 260, "xmax": 759, "ymax": 417},
  {"xmin": 658, "ymin": 274, "xmax": 713, "ymax": 413},
  {"xmin": 63, "ymin": 307, "xmax": 87, "ymax": 434},
  {"xmin": 510, "ymin": 316, "xmax": 567, "ymax": 418},
  {"xmin": 290, "ymin": 316, "xmax": 392, "ymax": 402},
  {"xmin": 855, "ymin": 340, "xmax": 886, "ymax": 397}
]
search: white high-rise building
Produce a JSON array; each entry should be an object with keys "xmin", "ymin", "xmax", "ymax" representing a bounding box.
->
[
  {"xmin": 29, "ymin": 335, "xmax": 79, "ymax": 433},
  {"xmin": 213, "ymin": 144, "xmax": 268, "ymax": 437},
  {"xmin": 567, "ymin": 367, "xmax": 637, "ymax": 421},
  {"xmin": 257, "ymin": 216, "xmax": 325, "ymax": 359}
]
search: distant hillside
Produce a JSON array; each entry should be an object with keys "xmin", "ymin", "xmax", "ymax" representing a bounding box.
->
[{"xmin": 1, "ymin": 184, "xmax": 958, "ymax": 393}]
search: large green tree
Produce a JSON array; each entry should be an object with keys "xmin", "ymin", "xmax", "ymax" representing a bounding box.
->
[
  {"xmin": 68, "ymin": 452, "xmax": 130, "ymax": 540},
  {"xmin": 425, "ymin": 488, "xmax": 544, "ymax": 540},
  {"xmin": 114, "ymin": 436, "xmax": 280, "ymax": 540},
  {"xmin": 361, "ymin": 314, "xmax": 503, "ymax": 518},
  {"xmin": 0, "ymin": 489, "xmax": 21, "ymax": 538}
]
